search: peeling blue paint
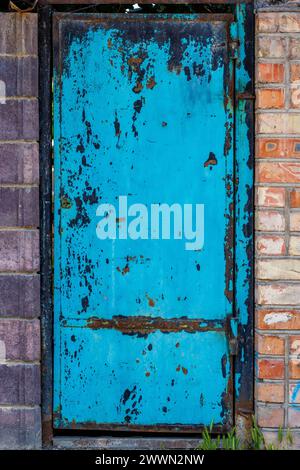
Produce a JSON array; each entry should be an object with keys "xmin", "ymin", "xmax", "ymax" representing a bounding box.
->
[
  {"xmin": 231, "ymin": 4, "xmax": 254, "ymax": 411},
  {"xmin": 291, "ymin": 383, "xmax": 300, "ymax": 404},
  {"xmin": 52, "ymin": 12, "xmax": 251, "ymax": 430}
]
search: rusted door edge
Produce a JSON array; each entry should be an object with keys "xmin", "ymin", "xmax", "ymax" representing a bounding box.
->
[
  {"xmin": 53, "ymin": 12, "xmax": 235, "ymax": 23},
  {"xmin": 40, "ymin": 0, "xmax": 252, "ymax": 5},
  {"xmin": 53, "ymin": 436, "xmax": 202, "ymax": 450},
  {"xmin": 39, "ymin": 3, "xmax": 254, "ymax": 448},
  {"xmin": 232, "ymin": 3, "xmax": 254, "ymax": 436},
  {"xmin": 39, "ymin": 4, "xmax": 54, "ymax": 448}
]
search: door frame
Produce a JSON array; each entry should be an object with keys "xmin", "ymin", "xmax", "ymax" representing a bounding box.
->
[{"xmin": 39, "ymin": 1, "xmax": 254, "ymax": 448}]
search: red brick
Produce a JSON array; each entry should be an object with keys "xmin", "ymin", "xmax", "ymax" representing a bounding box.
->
[
  {"xmin": 291, "ymin": 83, "xmax": 300, "ymax": 109},
  {"xmin": 258, "ymin": 37, "xmax": 285, "ymax": 58},
  {"xmin": 257, "ymin": 310, "xmax": 300, "ymax": 330},
  {"xmin": 256, "ymin": 210, "xmax": 285, "ymax": 231},
  {"xmin": 290, "ymin": 360, "xmax": 300, "ymax": 379},
  {"xmin": 255, "ymin": 11, "xmax": 300, "ymax": 432},
  {"xmin": 257, "ymin": 405, "xmax": 284, "ymax": 427},
  {"xmin": 291, "ymin": 63, "xmax": 300, "ymax": 82},
  {"xmin": 288, "ymin": 407, "xmax": 300, "ymax": 428},
  {"xmin": 257, "ymin": 162, "xmax": 300, "ymax": 184},
  {"xmin": 290, "ymin": 336, "xmax": 300, "ymax": 379},
  {"xmin": 257, "ymin": 13, "xmax": 279, "ymax": 33},
  {"xmin": 261, "ymin": 430, "xmax": 289, "ymax": 448},
  {"xmin": 257, "ymin": 259, "xmax": 300, "ymax": 281},
  {"xmin": 257, "ymin": 63, "xmax": 284, "ymax": 84},
  {"xmin": 290, "ymin": 190, "xmax": 300, "ymax": 209},
  {"xmin": 257, "ymin": 88, "xmax": 285, "ymax": 109},
  {"xmin": 257, "ymin": 113, "xmax": 300, "ymax": 134},
  {"xmin": 256, "ymin": 138, "xmax": 300, "ymax": 158},
  {"xmin": 256, "ymin": 382, "xmax": 285, "ymax": 403},
  {"xmin": 256, "ymin": 235, "xmax": 285, "ymax": 255},
  {"xmin": 290, "ymin": 38, "xmax": 300, "ymax": 59},
  {"xmin": 257, "ymin": 334, "xmax": 285, "ymax": 355},
  {"xmin": 257, "ymin": 285, "xmax": 300, "ymax": 306},
  {"xmin": 257, "ymin": 187, "xmax": 285, "ymax": 208},
  {"xmin": 290, "ymin": 236, "xmax": 300, "ymax": 255},
  {"xmin": 257, "ymin": 359, "xmax": 285, "ymax": 379},
  {"xmin": 290, "ymin": 212, "xmax": 300, "ymax": 231},
  {"xmin": 291, "ymin": 336, "xmax": 300, "ymax": 355},
  {"xmin": 279, "ymin": 13, "xmax": 300, "ymax": 33},
  {"xmin": 289, "ymin": 383, "xmax": 300, "ymax": 404}
]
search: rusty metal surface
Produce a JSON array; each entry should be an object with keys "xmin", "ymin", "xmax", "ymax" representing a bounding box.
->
[
  {"xmin": 232, "ymin": 3, "xmax": 254, "ymax": 426},
  {"xmin": 39, "ymin": 4, "xmax": 54, "ymax": 448},
  {"xmin": 53, "ymin": 436, "xmax": 202, "ymax": 449},
  {"xmin": 53, "ymin": 11, "xmax": 236, "ymax": 432},
  {"xmin": 86, "ymin": 316, "xmax": 225, "ymax": 335},
  {"xmin": 41, "ymin": 0, "xmax": 251, "ymax": 4}
]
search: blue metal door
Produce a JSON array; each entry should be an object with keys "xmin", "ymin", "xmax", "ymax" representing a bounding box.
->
[{"xmin": 53, "ymin": 12, "xmax": 239, "ymax": 431}]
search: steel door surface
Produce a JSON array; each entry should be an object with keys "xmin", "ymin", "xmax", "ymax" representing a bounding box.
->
[{"xmin": 53, "ymin": 13, "xmax": 236, "ymax": 431}]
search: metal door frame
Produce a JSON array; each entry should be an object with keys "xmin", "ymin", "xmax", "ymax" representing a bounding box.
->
[{"xmin": 39, "ymin": 1, "xmax": 254, "ymax": 448}]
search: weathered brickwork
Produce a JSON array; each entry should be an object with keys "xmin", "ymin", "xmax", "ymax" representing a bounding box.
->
[
  {"xmin": 256, "ymin": 10, "xmax": 300, "ymax": 447},
  {"xmin": 0, "ymin": 13, "xmax": 40, "ymax": 449}
]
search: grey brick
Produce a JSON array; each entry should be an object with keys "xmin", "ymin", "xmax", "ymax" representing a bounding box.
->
[
  {"xmin": 0, "ymin": 143, "xmax": 39, "ymax": 185},
  {"xmin": 0, "ymin": 188, "xmax": 39, "ymax": 227},
  {"xmin": 0, "ymin": 319, "xmax": 40, "ymax": 361},
  {"xmin": 0, "ymin": 13, "xmax": 37, "ymax": 56},
  {"xmin": 0, "ymin": 364, "xmax": 40, "ymax": 405},
  {"xmin": 0, "ymin": 230, "xmax": 39, "ymax": 272},
  {"xmin": 0, "ymin": 100, "xmax": 38, "ymax": 140},
  {"xmin": 0, "ymin": 56, "xmax": 38, "ymax": 97},
  {"xmin": 0, "ymin": 275, "xmax": 40, "ymax": 318},
  {"xmin": 0, "ymin": 407, "xmax": 41, "ymax": 449}
]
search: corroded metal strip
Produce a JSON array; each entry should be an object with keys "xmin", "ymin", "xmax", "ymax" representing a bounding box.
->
[
  {"xmin": 53, "ymin": 12, "xmax": 235, "ymax": 24},
  {"xmin": 53, "ymin": 419, "xmax": 230, "ymax": 434},
  {"xmin": 86, "ymin": 315, "xmax": 225, "ymax": 334},
  {"xmin": 39, "ymin": 4, "xmax": 54, "ymax": 448},
  {"xmin": 41, "ymin": 0, "xmax": 251, "ymax": 5},
  {"xmin": 53, "ymin": 436, "xmax": 201, "ymax": 450},
  {"xmin": 233, "ymin": 3, "xmax": 254, "ymax": 430}
]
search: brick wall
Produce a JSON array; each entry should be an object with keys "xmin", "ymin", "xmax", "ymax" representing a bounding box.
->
[
  {"xmin": 0, "ymin": 13, "xmax": 41, "ymax": 449},
  {"xmin": 256, "ymin": 9, "xmax": 300, "ymax": 447}
]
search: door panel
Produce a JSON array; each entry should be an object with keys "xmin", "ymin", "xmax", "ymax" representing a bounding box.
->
[{"xmin": 53, "ymin": 13, "xmax": 235, "ymax": 430}]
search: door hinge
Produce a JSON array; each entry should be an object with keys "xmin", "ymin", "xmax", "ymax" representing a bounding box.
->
[
  {"xmin": 226, "ymin": 316, "xmax": 239, "ymax": 356},
  {"xmin": 236, "ymin": 92, "xmax": 256, "ymax": 101},
  {"xmin": 229, "ymin": 22, "xmax": 239, "ymax": 60},
  {"xmin": 229, "ymin": 40, "xmax": 240, "ymax": 60}
]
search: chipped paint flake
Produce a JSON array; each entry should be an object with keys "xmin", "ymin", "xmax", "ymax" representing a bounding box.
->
[{"xmin": 264, "ymin": 312, "xmax": 293, "ymax": 325}]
